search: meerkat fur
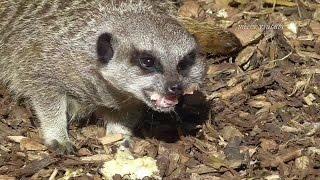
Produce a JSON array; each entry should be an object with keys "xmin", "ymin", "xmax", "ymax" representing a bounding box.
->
[{"xmin": 0, "ymin": 0, "xmax": 205, "ymax": 153}]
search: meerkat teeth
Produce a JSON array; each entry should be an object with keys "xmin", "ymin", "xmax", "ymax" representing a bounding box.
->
[
  {"xmin": 155, "ymin": 96, "xmax": 179, "ymax": 108},
  {"xmin": 150, "ymin": 93, "xmax": 161, "ymax": 101}
]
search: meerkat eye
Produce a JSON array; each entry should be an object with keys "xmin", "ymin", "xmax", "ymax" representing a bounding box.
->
[
  {"xmin": 139, "ymin": 57, "xmax": 155, "ymax": 68},
  {"xmin": 131, "ymin": 50, "xmax": 163, "ymax": 73},
  {"xmin": 178, "ymin": 51, "xmax": 196, "ymax": 72}
]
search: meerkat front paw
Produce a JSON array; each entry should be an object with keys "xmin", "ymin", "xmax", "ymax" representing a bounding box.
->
[
  {"xmin": 49, "ymin": 139, "xmax": 76, "ymax": 155},
  {"xmin": 106, "ymin": 122, "xmax": 134, "ymax": 148},
  {"xmin": 106, "ymin": 122, "xmax": 133, "ymax": 136},
  {"xmin": 121, "ymin": 135, "xmax": 134, "ymax": 149}
]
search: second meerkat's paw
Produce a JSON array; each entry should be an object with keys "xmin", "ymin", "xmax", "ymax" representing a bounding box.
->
[{"xmin": 48, "ymin": 140, "xmax": 76, "ymax": 155}]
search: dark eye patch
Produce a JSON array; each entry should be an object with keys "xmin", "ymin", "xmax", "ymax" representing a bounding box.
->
[
  {"xmin": 178, "ymin": 50, "xmax": 196, "ymax": 74},
  {"xmin": 131, "ymin": 50, "xmax": 163, "ymax": 73},
  {"xmin": 97, "ymin": 33, "xmax": 114, "ymax": 63}
]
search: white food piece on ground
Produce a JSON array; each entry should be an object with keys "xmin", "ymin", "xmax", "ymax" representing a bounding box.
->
[
  {"xmin": 287, "ymin": 22, "xmax": 298, "ymax": 34},
  {"xmin": 101, "ymin": 149, "xmax": 160, "ymax": 180}
]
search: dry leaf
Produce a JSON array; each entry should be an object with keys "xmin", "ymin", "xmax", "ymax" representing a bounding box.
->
[
  {"xmin": 27, "ymin": 151, "xmax": 49, "ymax": 161},
  {"xmin": 7, "ymin": 136, "xmax": 27, "ymax": 143},
  {"xmin": 230, "ymin": 25, "xmax": 263, "ymax": 46},
  {"xmin": 178, "ymin": 0, "xmax": 201, "ymax": 18},
  {"xmin": 179, "ymin": 18, "xmax": 242, "ymax": 55},
  {"xmin": 81, "ymin": 154, "xmax": 112, "ymax": 162},
  {"xmin": 220, "ymin": 126, "xmax": 244, "ymax": 141},
  {"xmin": 207, "ymin": 64, "xmax": 236, "ymax": 77},
  {"xmin": 220, "ymin": 83, "xmax": 243, "ymax": 99},
  {"xmin": 233, "ymin": 0, "xmax": 250, "ymax": 4},
  {"xmin": 208, "ymin": 155, "xmax": 227, "ymax": 169},
  {"xmin": 0, "ymin": 175, "xmax": 16, "ymax": 180},
  {"xmin": 260, "ymin": 139, "xmax": 278, "ymax": 152},
  {"xmin": 78, "ymin": 148, "xmax": 92, "ymax": 156},
  {"xmin": 235, "ymin": 46, "xmax": 256, "ymax": 67},
  {"xmin": 310, "ymin": 21, "xmax": 320, "ymax": 35},
  {"xmin": 99, "ymin": 134, "xmax": 124, "ymax": 145},
  {"xmin": 295, "ymin": 156, "xmax": 310, "ymax": 170},
  {"xmin": 248, "ymin": 100, "xmax": 271, "ymax": 108},
  {"xmin": 307, "ymin": 147, "xmax": 320, "ymax": 156},
  {"xmin": 314, "ymin": 7, "xmax": 320, "ymax": 22},
  {"xmin": 264, "ymin": 0, "xmax": 296, "ymax": 7},
  {"xmin": 213, "ymin": 0, "xmax": 232, "ymax": 9},
  {"xmin": 303, "ymin": 93, "xmax": 316, "ymax": 105},
  {"xmin": 297, "ymin": 50, "xmax": 320, "ymax": 59},
  {"xmin": 264, "ymin": 174, "xmax": 281, "ymax": 180},
  {"xmin": 20, "ymin": 138, "xmax": 47, "ymax": 151},
  {"xmin": 281, "ymin": 125, "xmax": 301, "ymax": 133}
]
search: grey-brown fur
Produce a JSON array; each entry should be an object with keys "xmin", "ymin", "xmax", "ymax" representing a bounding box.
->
[{"xmin": 0, "ymin": 0, "xmax": 205, "ymax": 153}]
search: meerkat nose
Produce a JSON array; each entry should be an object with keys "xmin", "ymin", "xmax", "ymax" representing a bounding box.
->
[{"xmin": 166, "ymin": 82, "xmax": 183, "ymax": 96}]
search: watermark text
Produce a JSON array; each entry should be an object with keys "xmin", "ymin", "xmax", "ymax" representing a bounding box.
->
[{"xmin": 236, "ymin": 23, "xmax": 283, "ymax": 30}]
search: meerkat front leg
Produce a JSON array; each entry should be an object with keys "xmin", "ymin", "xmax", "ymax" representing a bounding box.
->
[
  {"xmin": 106, "ymin": 113, "xmax": 141, "ymax": 148},
  {"xmin": 98, "ymin": 107, "xmax": 142, "ymax": 147},
  {"xmin": 106, "ymin": 121, "xmax": 135, "ymax": 136},
  {"xmin": 105, "ymin": 110, "xmax": 142, "ymax": 135},
  {"xmin": 31, "ymin": 92, "xmax": 74, "ymax": 154}
]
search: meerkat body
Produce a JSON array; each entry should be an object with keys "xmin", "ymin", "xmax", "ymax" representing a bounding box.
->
[{"xmin": 0, "ymin": 0, "xmax": 205, "ymax": 153}]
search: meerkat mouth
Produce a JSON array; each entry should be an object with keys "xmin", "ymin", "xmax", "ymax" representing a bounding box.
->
[
  {"xmin": 150, "ymin": 93, "xmax": 179, "ymax": 108},
  {"xmin": 144, "ymin": 91, "xmax": 179, "ymax": 111}
]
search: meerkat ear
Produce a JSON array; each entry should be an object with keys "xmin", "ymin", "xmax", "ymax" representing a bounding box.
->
[{"xmin": 97, "ymin": 32, "xmax": 114, "ymax": 63}]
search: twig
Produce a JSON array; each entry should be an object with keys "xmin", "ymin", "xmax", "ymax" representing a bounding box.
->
[
  {"xmin": 11, "ymin": 156, "xmax": 58, "ymax": 177},
  {"xmin": 49, "ymin": 168, "xmax": 59, "ymax": 180}
]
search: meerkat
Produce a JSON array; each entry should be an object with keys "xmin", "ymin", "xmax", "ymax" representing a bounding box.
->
[{"xmin": 0, "ymin": 0, "xmax": 205, "ymax": 154}]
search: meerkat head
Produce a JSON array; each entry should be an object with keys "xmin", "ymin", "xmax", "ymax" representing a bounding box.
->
[{"xmin": 97, "ymin": 12, "xmax": 205, "ymax": 112}]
